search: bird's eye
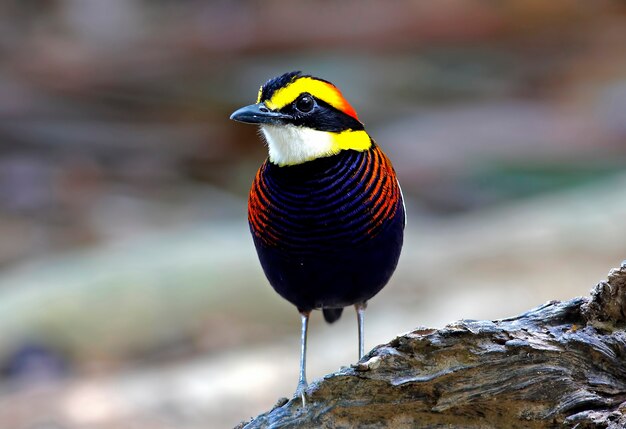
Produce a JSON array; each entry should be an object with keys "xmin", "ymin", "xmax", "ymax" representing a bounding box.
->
[{"xmin": 295, "ymin": 95, "xmax": 315, "ymax": 113}]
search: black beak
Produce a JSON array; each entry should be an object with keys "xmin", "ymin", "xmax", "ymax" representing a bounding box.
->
[{"xmin": 230, "ymin": 103, "xmax": 288, "ymax": 125}]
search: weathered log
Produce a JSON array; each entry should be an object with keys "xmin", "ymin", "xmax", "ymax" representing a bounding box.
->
[{"xmin": 238, "ymin": 263, "xmax": 626, "ymax": 428}]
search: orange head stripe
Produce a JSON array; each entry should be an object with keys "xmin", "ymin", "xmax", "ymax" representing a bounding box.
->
[{"xmin": 265, "ymin": 77, "xmax": 359, "ymax": 121}]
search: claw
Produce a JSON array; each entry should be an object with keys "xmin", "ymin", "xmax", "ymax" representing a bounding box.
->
[{"xmin": 295, "ymin": 379, "xmax": 308, "ymax": 407}]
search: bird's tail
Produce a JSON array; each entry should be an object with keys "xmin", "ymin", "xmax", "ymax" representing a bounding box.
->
[{"xmin": 322, "ymin": 308, "xmax": 343, "ymax": 324}]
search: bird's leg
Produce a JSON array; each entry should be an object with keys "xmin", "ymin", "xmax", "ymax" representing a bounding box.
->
[
  {"xmin": 355, "ymin": 302, "xmax": 368, "ymax": 360},
  {"xmin": 295, "ymin": 310, "xmax": 310, "ymax": 406}
]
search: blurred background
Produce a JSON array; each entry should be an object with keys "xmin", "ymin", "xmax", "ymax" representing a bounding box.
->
[{"xmin": 0, "ymin": 1, "xmax": 625, "ymax": 428}]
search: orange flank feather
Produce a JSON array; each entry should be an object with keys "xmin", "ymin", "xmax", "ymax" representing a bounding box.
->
[
  {"xmin": 248, "ymin": 164, "xmax": 278, "ymax": 247},
  {"xmin": 366, "ymin": 147, "xmax": 400, "ymax": 236}
]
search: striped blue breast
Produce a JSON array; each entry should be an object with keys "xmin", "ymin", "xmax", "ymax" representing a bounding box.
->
[{"xmin": 248, "ymin": 144, "xmax": 403, "ymax": 255}]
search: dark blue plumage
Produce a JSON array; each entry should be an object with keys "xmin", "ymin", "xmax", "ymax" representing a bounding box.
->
[
  {"xmin": 231, "ymin": 71, "xmax": 405, "ymax": 402},
  {"xmin": 248, "ymin": 144, "xmax": 404, "ymax": 313}
]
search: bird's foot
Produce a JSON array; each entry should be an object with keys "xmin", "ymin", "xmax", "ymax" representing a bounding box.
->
[{"xmin": 294, "ymin": 380, "xmax": 308, "ymax": 407}]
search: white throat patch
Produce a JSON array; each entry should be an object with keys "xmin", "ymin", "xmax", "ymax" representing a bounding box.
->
[{"xmin": 261, "ymin": 125, "xmax": 335, "ymax": 166}]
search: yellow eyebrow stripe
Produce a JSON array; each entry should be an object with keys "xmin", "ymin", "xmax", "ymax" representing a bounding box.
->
[{"xmin": 264, "ymin": 77, "xmax": 358, "ymax": 119}]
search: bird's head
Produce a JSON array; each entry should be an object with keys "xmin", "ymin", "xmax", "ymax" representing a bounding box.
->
[{"xmin": 230, "ymin": 71, "xmax": 372, "ymax": 166}]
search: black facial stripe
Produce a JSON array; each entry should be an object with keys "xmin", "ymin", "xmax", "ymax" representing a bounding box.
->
[{"xmin": 279, "ymin": 99, "xmax": 364, "ymax": 132}]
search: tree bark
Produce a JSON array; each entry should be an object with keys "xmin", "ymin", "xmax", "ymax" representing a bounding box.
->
[{"xmin": 238, "ymin": 263, "xmax": 626, "ymax": 429}]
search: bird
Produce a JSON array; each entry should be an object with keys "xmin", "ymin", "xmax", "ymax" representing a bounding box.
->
[{"xmin": 230, "ymin": 71, "xmax": 405, "ymax": 404}]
